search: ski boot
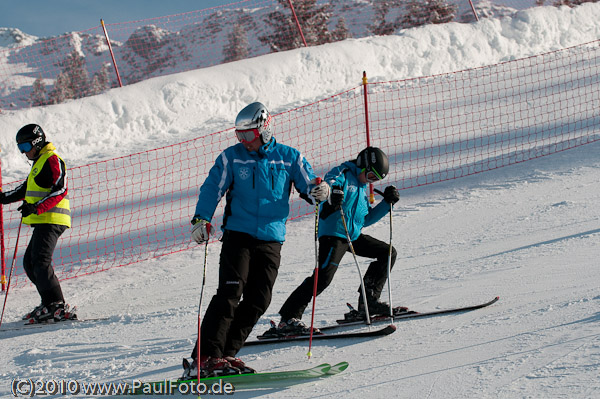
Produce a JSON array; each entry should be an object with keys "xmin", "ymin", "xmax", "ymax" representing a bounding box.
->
[
  {"xmin": 342, "ymin": 301, "xmax": 411, "ymax": 323},
  {"xmin": 22, "ymin": 304, "xmax": 44, "ymax": 320},
  {"xmin": 259, "ymin": 318, "xmax": 321, "ymax": 338},
  {"xmin": 224, "ymin": 356, "xmax": 256, "ymax": 374},
  {"xmin": 180, "ymin": 356, "xmax": 240, "ymax": 380}
]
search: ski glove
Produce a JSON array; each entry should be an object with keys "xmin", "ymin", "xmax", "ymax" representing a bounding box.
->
[
  {"xmin": 309, "ymin": 179, "xmax": 330, "ymax": 203},
  {"xmin": 383, "ymin": 185, "xmax": 400, "ymax": 205},
  {"xmin": 328, "ymin": 185, "xmax": 344, "ymax": 210},
  {"xmin": 18, "ymin": 201, "xmax": 37, "ymax": 217},
  {"xmin": 191, "ymin": 219, "xmax": 211, "ymax": 244}
]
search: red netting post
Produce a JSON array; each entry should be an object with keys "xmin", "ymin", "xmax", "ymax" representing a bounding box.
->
[
  {"xmin": 287, "ymin": 0, "xmax": 308, "ymax": 47},
  {"xmin": 100, "ymin": 19, "xmax": 123, "ymax": 87},
  {"xmin": 0, "ymin": 147, "xmax": 5, "ymax": 292},
  {"xmin": 467, "ymin": 0, "xmax": 479, "ymax": 22},
  {"xmin": 362, "ymin": 71, "xmax": 374, "ymax": 203}
]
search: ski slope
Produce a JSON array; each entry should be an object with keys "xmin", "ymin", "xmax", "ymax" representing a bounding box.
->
[{"xmin": 1, "ymin": 4, "xmax": 599, "ymax": 398}]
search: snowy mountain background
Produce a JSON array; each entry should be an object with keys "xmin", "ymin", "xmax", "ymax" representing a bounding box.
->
[
  {"xmin": 0, "ymin": 0, "xmax": 524, "ymax": 110},
  {"xmin": 1, "ymin": 3, "xmax": 599, "ymax": 398}
]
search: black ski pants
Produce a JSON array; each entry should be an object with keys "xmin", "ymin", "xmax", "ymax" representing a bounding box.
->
[
  {"xmin": 279, "ymin": 234, "xmax": 397, "ymax": 321},
  {"xmin": 23, "ymin": 224, "xmax": 67, "ymax": 306},
  {"xmin": 192, "ymin": 230, "xmax": 281, "ymax": 359}
]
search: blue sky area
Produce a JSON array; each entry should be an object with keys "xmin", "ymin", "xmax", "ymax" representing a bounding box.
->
[{"xmin": 0, "ymin": 0, "xmax": 235, "ymax": 37}]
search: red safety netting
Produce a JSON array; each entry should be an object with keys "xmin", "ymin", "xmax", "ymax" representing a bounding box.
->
[{"xmin": 2, "ymin": 38, "xmax": 599, "ymax": 288}]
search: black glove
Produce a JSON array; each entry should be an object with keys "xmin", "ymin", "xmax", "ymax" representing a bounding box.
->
[
  {"xmin": 328, "ymin": 185, "xmax": 344, "ymax": 210},
  {"xmin": 17, "ymin": 201, "xmax": 37, "ymax": 217},
  {"xmin": 383, "ymin": 185, "xmax": 400, "ymax": 205}
]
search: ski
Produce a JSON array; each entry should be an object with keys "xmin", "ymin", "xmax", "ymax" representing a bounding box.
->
[
  {"xmin": 327, "ymin": 361, "xmax": 349, "ymax": 375},
  {"xmin": 131, "ymin": 362, "xmax": 348, "ymax": 394},
  {"xmin": 320, "ymin": 296, "xmax": 500, "ymax": 331},
  {"xmin": 0, "ymin": 317, "xmax": 110, "ymax": 332},
  {"xmin": 244, "ymin": 324, "xmax": 396, "ymax": 346}
]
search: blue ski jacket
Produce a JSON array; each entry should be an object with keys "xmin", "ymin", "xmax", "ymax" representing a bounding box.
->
[
  {"xmin": 318, "ymin": 161, "xmax": 390, "ymax": 241},
  {"xmin": 193, "ymin": 138, "xmax": 317, "ymax": 243}
]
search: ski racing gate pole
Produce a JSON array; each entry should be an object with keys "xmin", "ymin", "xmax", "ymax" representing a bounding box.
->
[
  {"xmin": 0, "ymin": 219, "xmax": 23, "ymax": 329},
  {"xmin": 362, "ymin": 71, "xmax": 375, "ymax": 204},
  {"xmin": 0, "ymin": 150, "xmax": 5, "ymax": 292}
]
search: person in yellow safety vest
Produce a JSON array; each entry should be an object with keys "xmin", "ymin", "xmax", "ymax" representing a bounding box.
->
[{"xmin": 0, "ymin": 124, "xmax": 74, "ymax": 323}]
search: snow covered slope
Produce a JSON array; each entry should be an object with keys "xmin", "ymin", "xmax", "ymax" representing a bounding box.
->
[{"xmin": 0, "ymin": 4, "xmax": 599, "ymax": 398}]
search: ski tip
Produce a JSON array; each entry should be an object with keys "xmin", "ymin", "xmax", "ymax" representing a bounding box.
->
[
  {"xmin": 330, "ymin": 361, "xmax": 349, "ymax": 373},
  {"xmin": 383, "ymin": 324, "xmax": 397, "ymax": 334}
]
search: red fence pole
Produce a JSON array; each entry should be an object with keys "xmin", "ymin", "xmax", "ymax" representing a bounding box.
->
[
  {"xmin": 362, "ymin": 71, "xmax": 374, "ymax": 204},
  {"xmin": 0, "ymin": 146, "xmax": 5, "ymax": 291},
  {"xmin": 287, "ymin": 0, "xmax": 308, "ymax": 47},
  {"xmin": 468, "ymin": 0, "xmax": 480, "ymax": 22},
  {"xmin": 100, "ymin": 19, "xmax": 124, "ymax": 88}
]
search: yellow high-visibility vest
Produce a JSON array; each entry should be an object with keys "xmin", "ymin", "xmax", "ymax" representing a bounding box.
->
[{"xmin": 23, "ymin": 146, "xmax": 71, "ymax": 227}]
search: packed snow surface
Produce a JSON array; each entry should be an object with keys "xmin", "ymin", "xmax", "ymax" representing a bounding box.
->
[{"xmin": 1, "ymin": 4, "xmax": 599, "ymax": 398}]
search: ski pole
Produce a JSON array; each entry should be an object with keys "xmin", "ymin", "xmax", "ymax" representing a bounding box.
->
[
  {"xmin": 0, "ymin": 219, "xmax": 23, "ymax": 330},
  {"xmin": 196, "ymin": 234, "xmax": 209, "ymax": 383},
  {"xmin": 307, "ymin": 178, "xmax": 322, "ymax": 359},
  {"xmin": 339, "ymin": 209, "xmax": 371, "ymax": 325},
  {"xmin": 374, "ymin": 188, "xmax": 394, "ymax": 318}
]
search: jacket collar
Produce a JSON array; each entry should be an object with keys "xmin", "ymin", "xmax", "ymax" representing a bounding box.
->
[{"xmin": 258, "ymin": 137, "xmax": 276, "ymax": 157}]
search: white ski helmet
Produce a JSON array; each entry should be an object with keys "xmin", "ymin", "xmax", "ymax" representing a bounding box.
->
[{"xmin": 234, "ymin": 102, "xmax": 273, "ymax": 144}]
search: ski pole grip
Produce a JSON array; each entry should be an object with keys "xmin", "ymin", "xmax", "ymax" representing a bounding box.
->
[{"xmin": 373, "ymin": 188, "xmax": 384, "ymax": 196}]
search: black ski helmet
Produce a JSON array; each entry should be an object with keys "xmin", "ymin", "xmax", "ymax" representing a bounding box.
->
[
  {"xmin": 16, "ymin": 124, "xmax": 46, "ymax": 151},
  {"xmin": 356, "ymin": 146, "xmax": 389, "ymax": 180}
]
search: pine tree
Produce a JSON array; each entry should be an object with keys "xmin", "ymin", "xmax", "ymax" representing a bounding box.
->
[
  {"xmin": 48, "ymin": 50, "xmax": 91, "ymax": 104},
  {"xmin": 259, "ymin": 0, "xmax": 334, "ymax": 52},
  {"xmin": 369, "ymin": 0, "xmax": 404, "ymax": 36},
  {"xmin": 331, "ymin": 16, "xmax": 351, "ymax": 42},
  {"xmin": 401, "ymin": 0, "xmax": 458, "ymax": 30},
  {"xmin": 90, "ymin": 64, "xmax": 111, "ymax": 96},
  {"xmin": 223, "ymin": 22, "xmax": 250, "ymax": 63},
  {"xmin": 30, "ymin": 76, "xmax": 48, "ymax": 107},
  {"xmin": 63, "ymin": 50, "xmax": 90, "ymax": 99},
  {"xmin": 48, "ymin": 71, "xmax": 75, "ymax": 104}
]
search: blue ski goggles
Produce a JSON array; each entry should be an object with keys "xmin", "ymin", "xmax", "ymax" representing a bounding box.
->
[{"xmin": 18, "ymin": 142, "xmax": 33, "ymax": 153}]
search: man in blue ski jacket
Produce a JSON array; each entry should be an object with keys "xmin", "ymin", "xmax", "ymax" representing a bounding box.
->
[
  {"xmin": 182, "ymin": 102, "xmax": 330, "ymax": 379},
  {"xmin": 270, "ymin": 147, "xmax": 401, "ymax": 336}
]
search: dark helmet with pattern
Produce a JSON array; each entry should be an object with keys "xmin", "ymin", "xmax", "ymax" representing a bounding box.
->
[{"xmin": 16, "ymin": 124, "xmax": 46, "ymax": 153}]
